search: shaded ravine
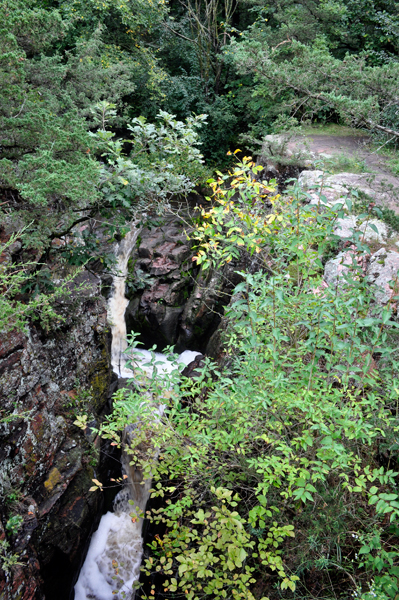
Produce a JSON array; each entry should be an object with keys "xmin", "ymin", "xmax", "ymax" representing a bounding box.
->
[{"xmin": 74, "ymin": 226, "xmax": 200, "ymax": 600}]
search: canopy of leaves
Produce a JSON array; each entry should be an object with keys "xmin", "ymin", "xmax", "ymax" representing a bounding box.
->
[
  {"xmin": 228, "ymin": 40, "xmax": 399, "ymax": 139},
  {"xmin": 0, "ymin": 0, "xmax": 207, "ymax": 332}
]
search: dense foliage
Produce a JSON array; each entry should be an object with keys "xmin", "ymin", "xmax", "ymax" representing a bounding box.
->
[
  {"xmin": 2, "ymin": 0, "xmax": 399, "ymax": 596},
  {"xmin": 97, "ymin": 160, "xmax": 399, "ymax": 599},
  {"xmin": 0, "ymin": 1, "xmax": 207, "ymax": 332},
  {"xmin": 2, "ymin": 0, "xmax": 399, "ymax": 298}
]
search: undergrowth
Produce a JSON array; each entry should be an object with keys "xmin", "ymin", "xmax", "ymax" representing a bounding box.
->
[{"xmin": 92, "ymin": 157, "xmax": 399, "ymax": 600}]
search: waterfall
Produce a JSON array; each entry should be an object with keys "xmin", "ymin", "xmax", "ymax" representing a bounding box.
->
[
  {"xmin": 74, "ymin": 225, "xmax": 200, "ymax": 600},
  {"xmin": 73, "ymin": 433, "xmax": 153, "ymax": 600},
  {"xmin": 108, "ymin": 225, "xmax": 140, "ymax": 378}
]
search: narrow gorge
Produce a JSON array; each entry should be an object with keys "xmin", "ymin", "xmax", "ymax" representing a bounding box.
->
[
  {"xmin": 3, "ymin": 2, "xmax": 399, "ymax": 593},
  {"xmin": 75, "ymin": 223, "xmax": 202, "ymax": 600}
]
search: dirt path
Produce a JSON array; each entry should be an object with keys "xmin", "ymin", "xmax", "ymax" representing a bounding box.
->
[{"xmin": 288, "ymin": 134, "xmax": 399, "ymax": 211}]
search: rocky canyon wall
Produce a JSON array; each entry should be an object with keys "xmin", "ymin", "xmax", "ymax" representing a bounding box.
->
[{"xmin": 0, "ymin": 283, "xmax": 112, "ymax": 600}]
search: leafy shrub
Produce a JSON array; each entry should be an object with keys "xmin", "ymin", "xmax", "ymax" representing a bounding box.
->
[{"xmin": 98, "ymin": 158, "xmax": 399, "ymax": 599}]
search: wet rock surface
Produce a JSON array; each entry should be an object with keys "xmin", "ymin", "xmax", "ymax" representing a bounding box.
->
[
  {"xmin": 125, "ymin": 219, "xmax": 241, "ymax": 353},
  {"xmin": 0, "ymin": 291, "xmax": 112, "ymax": 600}
]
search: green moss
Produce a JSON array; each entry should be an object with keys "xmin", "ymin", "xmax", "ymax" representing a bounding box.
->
[
  {"xmin": 89, "ymin": 369, "xmax": 110, "ymax": 412},
  {"xmin": 44, "ymin": 467, "xmax": 62, "ymax": 493}
]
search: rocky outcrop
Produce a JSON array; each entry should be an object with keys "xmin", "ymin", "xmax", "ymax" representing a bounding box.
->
[
  {"xmin": 333, "ymin": 216, "xmax": 388, "ymax": 243},
  {"xmin": 324, "ymin": 249, "xmax": 360, "ymax": 288},
  {"xmin": 299, "ymin": 170, "xmax": 392, "ymax": 208},
  {"xmin": 125, "ymin": 220, "xmax": 198, "ymax": 351},
  {"xmin": 367, "ymin": 248, "xmax": 399, "ymax": 306},
  {"xmin": 0, "ymin": 286, "xmax": 112, "ymax": 600},
  {"xmin": 125, "ymin": 220, "xmax": 240, "ymax": 353},
  {"xmin": 256, "ymin": 134, "xmax": 307, "ymax": 187},
  {"xmin": 324, "ymin": 245, "xmax": 399, "ymax": 313},
  {"xmin": 299, "ymin": 167, "xmax": 399, "ymax": 310}
]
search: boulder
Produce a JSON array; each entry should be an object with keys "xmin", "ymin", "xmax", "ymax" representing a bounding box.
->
[
  {"xmin": 260, "ymin": 134, "xmax": 291, "ymax": 158},
  {"xmin": 256, "ymin": 134, "xmax": 311, "ymax": 186},
  {"xmin": 181, "ymin": 354, "xmax": 206, "ymax": 379},
  {"xmin": 324, "ymin": 250, "xmax": 357, "ymax": 288},
  {"xmin": 154, "ymin": 241, "xmax": 177, "ymax": 258},
  {"xmin": 324, "ymin": 245, "xmax": 399, "ymax": 309},
  {"xmin": 299, "ymin": 170, "xmax": 391, "ymax": 208},
  {"xmin": 169, "ymin": 244, "xmax": 191, "ymax": 262},
  {"xmin": 367, "ymin": 248, "xmax": 399, "ymax": 305},
  {"xmin": 138, "ymin": 233, "xmax": 163, "ymax": 259},
  {"xmin": 150, "ymin": 256, "xmax": 179, "ymax": 276},
  {"xmin": 334, "ymin": 216, "xmax": 387, "ymax": 243}
]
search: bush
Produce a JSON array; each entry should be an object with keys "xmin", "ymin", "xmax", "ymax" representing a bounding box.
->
[{"xmin": 99, "ymin": 158, "xmax": 399, "ymax": 599}]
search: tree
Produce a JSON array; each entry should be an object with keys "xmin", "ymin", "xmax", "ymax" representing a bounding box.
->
[
  {"xmin": 228, "ymin": 38, "xmax": 399, "ymax": 139},
  {"xmin": 0, "ymin": 1, "xmax": 135, "ymax": 250},
  {"xmin": 165, "ymin": 0, "xmax": 240, "ymax": 97},
  {"xmin": 0, "ymin": 1, "xmax": 207, "ymax": 331}
]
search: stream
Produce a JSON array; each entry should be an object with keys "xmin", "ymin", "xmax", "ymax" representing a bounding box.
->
[{"xmin": 74, "ymin": 226, "xmax": 200, "ymax": 600}]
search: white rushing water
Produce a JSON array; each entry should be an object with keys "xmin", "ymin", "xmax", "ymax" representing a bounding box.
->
[{"xmin": 75, "ymin": 226, "xmax": 201, "ymax": 600}]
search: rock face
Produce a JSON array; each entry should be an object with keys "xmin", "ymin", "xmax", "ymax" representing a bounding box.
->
[
  {"xmin": 324, "ymin": 245, "xmax": 399, "ymax": 311},
  {"xmin": 0, "ymin": 290, "xmax": 112, "ymax": 600},
  {"xmin": 299, "ymin": 170, "xmax": 391, "ymax": 207},
  {"xmin": 125, "ymin": 220, "xmax": 239, "ymax": 353}
]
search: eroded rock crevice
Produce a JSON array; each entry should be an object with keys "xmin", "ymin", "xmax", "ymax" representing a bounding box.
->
[
  {"xmin": 125, "ymin": 219, "xmax": 237, "ymax": 354},
  {"xmin": 3, "ymin": 131, "xmax": 399, "ymax": 599}
]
